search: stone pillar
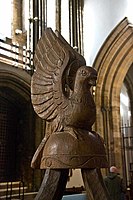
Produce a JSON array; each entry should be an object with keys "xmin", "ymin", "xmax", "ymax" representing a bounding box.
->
[
  {"xmin": 111, "ymin": 105, "xmax": 123, "ymax": 174},
  {"xmin": 12, "ymin": 0, "xmax": 26, "ymax": 45}
]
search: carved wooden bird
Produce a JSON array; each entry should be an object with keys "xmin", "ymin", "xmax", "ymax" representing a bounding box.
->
[
  {"xmin": 31, "ymin": 28, "xmax": 97, "ymax": 135},
  {"xmin": 31, "ymin": 29, "xmax": 110, "ymax": 200}
]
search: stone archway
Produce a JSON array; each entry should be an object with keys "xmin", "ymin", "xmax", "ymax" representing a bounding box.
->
[
  {"xmin": 0, "ymin": 62, "xmax": 35, "ymax": 185},
  {"xmin": 93, "ymin": 17, "xmax": 133, "ymax": 169}
]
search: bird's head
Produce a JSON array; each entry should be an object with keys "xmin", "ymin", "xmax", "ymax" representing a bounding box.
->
[{"xmin": 75, "ymin": 66, "xmax": 97, "ymax": 89}]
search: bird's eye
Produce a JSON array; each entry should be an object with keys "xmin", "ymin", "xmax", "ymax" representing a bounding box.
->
[{"xmin": 81, "ymin": 70, "xmax": 87, "ymax": 76}]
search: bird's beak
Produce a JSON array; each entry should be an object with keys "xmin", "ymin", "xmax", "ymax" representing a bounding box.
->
[{"xmin": 88, "ymin": 75, "xmax": 97, "ymax": 86}]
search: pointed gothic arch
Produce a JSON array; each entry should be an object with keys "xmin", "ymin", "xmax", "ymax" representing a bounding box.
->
[{"xmin": 93, "ymin": 17, "xmax": 133, "ymax": 168}]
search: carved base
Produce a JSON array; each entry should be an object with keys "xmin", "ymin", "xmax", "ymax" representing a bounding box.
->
[{"xmin": 40, "ymin": 129, "xmax": 108, "ymax": 169}]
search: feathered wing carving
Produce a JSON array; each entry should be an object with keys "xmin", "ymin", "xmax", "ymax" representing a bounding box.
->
[{"xmin": 31, "ymin": 28, "xmax": 86, "ymax": 131}]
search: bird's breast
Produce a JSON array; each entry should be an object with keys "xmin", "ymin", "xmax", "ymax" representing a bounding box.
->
[
  {"xmin": 65, "ymin": 92, "xmax": 96, "ymax": 129},
  {"xmin": 71, "ymin": 93, "xmax": 95, "ymax": 108}
]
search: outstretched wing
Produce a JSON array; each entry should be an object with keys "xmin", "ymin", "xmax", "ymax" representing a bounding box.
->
[{"xmin": 31, "ymin": 28, "xmax": 86, "ymax": 122}]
